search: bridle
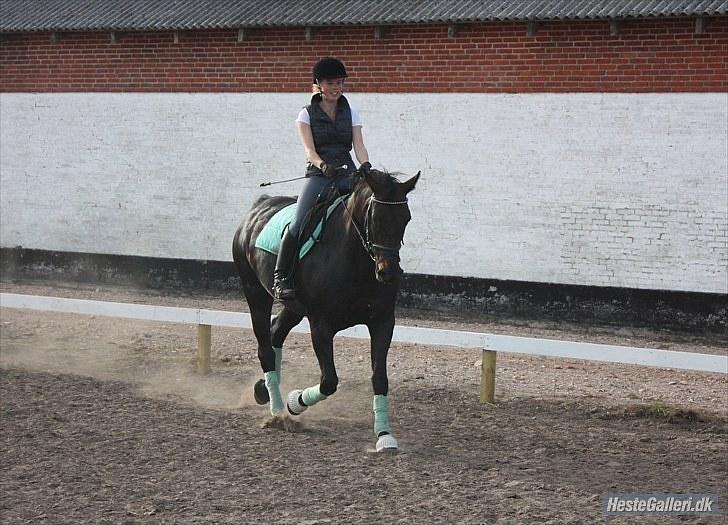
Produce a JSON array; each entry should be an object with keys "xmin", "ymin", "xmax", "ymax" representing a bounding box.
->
[
  {"xmin": 363, "ymin": 196, "xmax": 409, "ymax": 262},
  {"xmin": 341, "ymin": 193, "xmax": 408, "ymax": 263}
]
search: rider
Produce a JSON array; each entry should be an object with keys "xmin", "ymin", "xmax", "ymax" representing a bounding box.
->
[{"xmin": 273, "ymin": 57, "xmax": 372, "ymax": 300}]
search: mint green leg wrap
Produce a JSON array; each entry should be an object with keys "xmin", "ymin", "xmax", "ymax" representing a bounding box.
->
[
  {"xmin": 302, "ymin": 384, "xmax": 328, "ymax": 407},
  {"xmin": 264, "ymin": 371, "xmax": 284, "ymax": 416},
  {"xmin": 273, "ymin": 346, "xmax": 282, "ymax": 375},
  {"xmin": 264, "ymin": 347, "xmax": 284, "ymax": 416},
  {"xmin": 373, "ymin": 394, "xmax": 391, "ymax": 436}
]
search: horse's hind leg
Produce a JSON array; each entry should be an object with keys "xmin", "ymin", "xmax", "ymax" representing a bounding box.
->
[
  {"xmin": 242, "ymin": 283, "xmax": 283, "ymax": 415},
  {"xmin": 271, "ymin": 307, "xmax": 303, "ymax": 350},
  {"xmin": 259, "ymin": 307, "xmax": 303, "ymax": 410},
  {"xmin": 232, "ymin": 240, "xmax": 284, "ymax": 416},
  {"xmin": 247, "ymin": 297, "xmax": 304, "ymax": 417},
  {"xmin": 270, "ymin": 308, "xmax": 303, "ymax": 381}
]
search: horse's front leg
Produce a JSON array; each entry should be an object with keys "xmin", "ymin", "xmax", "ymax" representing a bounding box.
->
[
  {"xmin": 287, "ymin": 320, "xmax": 338, "ymax": 415},
  {"xmin": 368, "ymin": 316, "xmax": 398, "ymax": 452}
]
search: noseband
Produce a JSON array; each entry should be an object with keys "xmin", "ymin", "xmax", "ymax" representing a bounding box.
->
[{"xmin": 363, "ymin": 196, "xmax": 409, "ymax": 262}]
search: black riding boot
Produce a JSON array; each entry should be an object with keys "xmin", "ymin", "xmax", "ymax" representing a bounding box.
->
[{"xmin": 273, "ymin": 230, "xmax": 298, "ymax": 300}]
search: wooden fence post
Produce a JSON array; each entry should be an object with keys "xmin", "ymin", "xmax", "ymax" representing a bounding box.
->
[
  {"xmin": 480, "ymin": 349, "xmax": 497, "ymax": 403},
  {"xmin": 197, "ymin": 324, "xmax": 211, "ymax": 375}
]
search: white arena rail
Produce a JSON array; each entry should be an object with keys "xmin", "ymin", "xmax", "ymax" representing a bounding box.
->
[{"xmin": 2, "ymin": 293, "xmax": 726, "ymax": 403}]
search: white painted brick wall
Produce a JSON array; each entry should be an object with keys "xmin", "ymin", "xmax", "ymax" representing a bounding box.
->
[{"xmin": 1, "ymin": 92, "xmax": 726, "ymax": 293}]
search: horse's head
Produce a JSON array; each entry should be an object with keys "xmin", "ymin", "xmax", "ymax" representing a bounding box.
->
[{"xmin": 359, "ymin": 167, "xmax": 420, "ymax": 283}]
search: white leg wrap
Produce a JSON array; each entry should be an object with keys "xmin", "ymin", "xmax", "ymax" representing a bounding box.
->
[{"xmin": 287, "ymin": 389, "xmax": 307, "ymax": 416}]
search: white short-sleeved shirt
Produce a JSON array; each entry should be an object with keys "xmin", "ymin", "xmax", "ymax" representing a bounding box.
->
[{"xmin": 296, "ymin": 106, "xmax": 362, "ymax": 127}]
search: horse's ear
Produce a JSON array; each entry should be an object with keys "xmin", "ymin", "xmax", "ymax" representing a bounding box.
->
[{"xmin": 400, "ymin": 171, "xmax": 420, "ymax": 194}]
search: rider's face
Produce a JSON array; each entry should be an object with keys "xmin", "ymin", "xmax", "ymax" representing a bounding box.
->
[{"xmin": 319, "ymin": 78, "xmax": 345, "ymax": 100}]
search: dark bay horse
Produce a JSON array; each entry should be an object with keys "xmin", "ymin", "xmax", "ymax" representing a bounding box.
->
[{"xmin": 232, "ymin": 167, "xmax": 419, "ymax": 452}]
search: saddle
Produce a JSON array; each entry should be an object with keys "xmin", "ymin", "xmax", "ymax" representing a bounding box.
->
[{"xmin": 255, "ymin": 193, "xmax": 349, "ymax": 259}]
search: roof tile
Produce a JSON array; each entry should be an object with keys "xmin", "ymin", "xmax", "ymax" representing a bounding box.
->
[{"xmin": 1, "ymin": 0, "xmax": 725, "ymax": 32}]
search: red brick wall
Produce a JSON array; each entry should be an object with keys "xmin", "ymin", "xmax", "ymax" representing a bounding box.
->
[{"xmin": 1, "ymin": 17, "xmax": 726, "ymax": 93}]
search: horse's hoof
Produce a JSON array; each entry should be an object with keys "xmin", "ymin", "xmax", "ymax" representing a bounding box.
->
[
  {"xmin": 286, "ymin": 389, "xmax": 307, "ymax": 416},
  {"xmin": 375, "ymin": 434, "xmax": 399, "ymax": 453},
  {"xmin": 253, "ymin": 379, "xmax": 269, "ymax": 405}
]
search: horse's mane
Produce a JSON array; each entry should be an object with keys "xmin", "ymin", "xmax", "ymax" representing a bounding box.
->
[{"xmin": 351, "ymin": 168, "xmax": 404, "ymax": 201}]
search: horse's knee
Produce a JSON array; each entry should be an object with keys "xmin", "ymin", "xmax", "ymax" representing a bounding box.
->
[{"xmin": 319, "ymin": 376, "xmax": 338, "ymax": 396}]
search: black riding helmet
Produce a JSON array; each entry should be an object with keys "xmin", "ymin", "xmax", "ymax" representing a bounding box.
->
[{"xmin": 313, "ymin": 57, "xmax": 347, "ymax": 83}]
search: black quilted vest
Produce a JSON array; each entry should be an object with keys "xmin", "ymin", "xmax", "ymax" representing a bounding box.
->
[{"xmin": 305, "ymin": 93, "xmax": 355, "ymax": 177}]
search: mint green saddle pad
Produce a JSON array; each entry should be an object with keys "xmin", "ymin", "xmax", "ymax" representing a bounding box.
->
[{"xmin": 254, "ymin": 195, "xmax": 348, "ymax": 259}]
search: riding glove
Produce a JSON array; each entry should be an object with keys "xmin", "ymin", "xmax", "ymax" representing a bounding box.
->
[
  {"xmin": 320, "ymin": 162, "xmax": 337, "ymax": 178},
  {"xmin": 359, "ymin": 161, "xmax": 372, "ymax": 175}
]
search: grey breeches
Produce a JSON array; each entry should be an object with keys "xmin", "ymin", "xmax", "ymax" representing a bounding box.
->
[{"xmin": 288, "ymin": 174, "xmax": 353, "ymax": 238}]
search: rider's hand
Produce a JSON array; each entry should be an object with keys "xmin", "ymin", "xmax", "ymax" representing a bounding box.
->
[
  {"xmin": 320, "ymin": 162, "xmax": 336, "ymax": 178},
  {"xmin": 359, "ymin": 161, "xmax": 372, "ymax": 175}
]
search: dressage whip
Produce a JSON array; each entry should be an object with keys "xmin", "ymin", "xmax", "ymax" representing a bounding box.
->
[
  {"xmin": 259, "ymin": 165, "xmax": 349, "ymax": 186},
  {"xmin": 259, "ymin": 176, "xmax": 307, "ymax": 187}
]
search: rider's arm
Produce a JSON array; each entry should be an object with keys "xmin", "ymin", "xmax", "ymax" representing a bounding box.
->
[
  {"xmin": 296, "ymin": 121, "xmax": 325, "ymax": 169},
  {"xmin": 352, "ymin": 126, "xmax": 370, "ymax": 165}
]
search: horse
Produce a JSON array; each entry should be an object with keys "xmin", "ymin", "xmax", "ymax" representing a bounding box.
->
[{"xmin": 232, "ymin": 167, "xmax": 420, "ymax": 452}]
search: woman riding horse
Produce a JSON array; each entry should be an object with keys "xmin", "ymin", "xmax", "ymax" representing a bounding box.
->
[
  {"xmin": 274, "ymin": 57, "xmax": 373, "ymax": 300},
  {"xmin": 233, "ymin": 56, "xmax": 420, "ymax": 452}
]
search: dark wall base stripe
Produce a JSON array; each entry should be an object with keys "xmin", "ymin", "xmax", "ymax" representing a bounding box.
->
[{"xmin": 1, "ymin": 247, "xmax": 725, "ymax": 334}]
